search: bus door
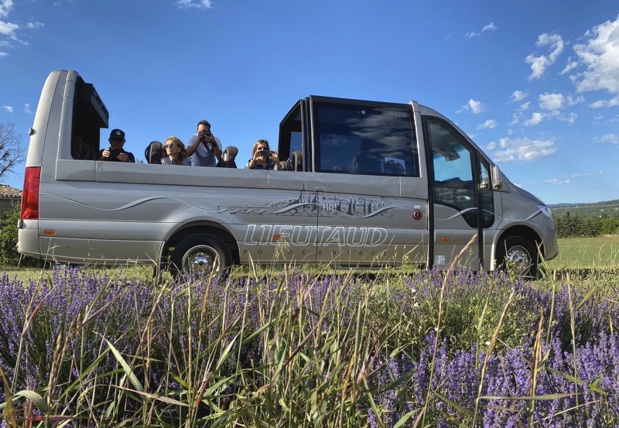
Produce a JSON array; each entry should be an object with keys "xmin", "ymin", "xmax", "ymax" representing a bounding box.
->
[
  {"xmin": 425, "ymin": 118, "xmax": 495, "ymax": 270},
  {"xmin": 308, "ymin": 97, "xmax": 429, "ymax": 266}
]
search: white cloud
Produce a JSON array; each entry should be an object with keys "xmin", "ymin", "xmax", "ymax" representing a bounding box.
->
[
  {"xmin": 460, "ymin": 98, "xmax": 485, "ymax": 114},
  {"xmin": 567, "ymin": 95, "xmax": 584, "ymax": 106},
  {"xmin": 0, "ymin": 51, "xmax": 7, "ymax": 58},
  {"xmin": 26, "ymin": 21, "xmax": 44, "ymax": 29},
  {"xmin": 599, "ymin": 134, "xmax": 619, "ymax": 145},
  {"xmin": 466, "ymin": 21, "xmax": 497, "ymax": 38},
  {"xmin": 546, "ymin": 171, "xmax": 602, "ymax": 184},
  {"xmin": 590, "ymin": 97, "xmax": 619, "ymax": 108},
  {"xmin": 0, "ymin": 20, "xmax": 19, "ymax": 38},
  {"xmin": 477, "ymin": 119, "xmax": 497, "ymax": 130},
  {"xmin": 482, "ymin": 22, "xmax": 497, "ymax": 32},
  {"xmin": 486, "ymin": 137, "xmax": 557, "ymax": 162},
  {"xmin": 176, "ymin": 0, "xmax": 212, "ymax": 9},
  {"xmin": 539, "ymin": 93, "xmax": 565, "ymax": 111},
  {"xmin": 3, "ymin": 105, "xmax": 13, "ymax": 113},
  {"xmin": 0, "ymin": 0, "xmax": 13, "ymax": 18},
  {"xmin": 557, "ymin": 112, "xmax": 578, "ymax": 125},
  {"xmin": 523, "ymin": 112, "xmax": 545, "ymax": 126},
  {"xmin": 561, "ymin": 60, "xmax": 578, "ymax": 74},
  {"xmin": 545, "ymin": 178, "xmax": 572, "ymax": 185},
  {"xmin": 511, "ymin": 90, "xmax": 528, "ymax": 102},
  {"xmin": 525, "ymin": 33, "xmax": 564, "ymax": 80},
  {"xmin": 520, "ymin": 101, "xmax": 531, "ymax": 111},
  {"xmin": 571, "ymin": 16, "xmax": 619, "ymax": 99},
  {"xmin": 23, "ymin": 103, "xmax": 31, "ymax": 114}
]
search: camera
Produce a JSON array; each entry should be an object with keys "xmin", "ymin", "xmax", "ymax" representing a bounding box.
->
[
  {"xmin": 108, "ymin": 148, "xmax": 123, "ymax": 160},
  {"xmin": 199, "ymin": 130, "xmax": 214, "ymax": 152},
  {"xmin": 259, "ymin": 150, "xmax": 272, "ymax": 158}
]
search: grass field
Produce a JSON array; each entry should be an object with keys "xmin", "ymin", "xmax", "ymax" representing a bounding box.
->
[
  {"xmin": 1, "ymin": 237, "xmax": 618, "ymax": 426},
  {"xmin": 2, "ymin": 237, "xmax": 618, "ymax": 280},
  {"xmin": 546, "ymin": 235, "xmax": 619, "ymax": 269}
]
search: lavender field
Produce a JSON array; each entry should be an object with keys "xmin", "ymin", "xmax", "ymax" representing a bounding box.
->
[{"xmin": 0, "ymin": 265, "xmax": 618, "ymax": 427}]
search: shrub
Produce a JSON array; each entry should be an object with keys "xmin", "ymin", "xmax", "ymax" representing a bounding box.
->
[
  {"xmin": 0, "ymin": 205, "xmax": 21, "ymax": 265},
  {"xmin": 0, "ymin": 205, "xmax": 40, "ymax": 268}
]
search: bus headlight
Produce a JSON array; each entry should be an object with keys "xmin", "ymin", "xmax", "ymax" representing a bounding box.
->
[{"xmin": 538, "ymin": 204, "xmax": 552, "ymax": 218}]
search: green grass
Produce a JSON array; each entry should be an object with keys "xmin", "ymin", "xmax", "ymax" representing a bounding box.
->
[
  {"xmin": 546, "ymin": 236, "xmax": 619, "ymax": 270},
  {"xmin": 3, "ymin": 236, "xmax": 619, "ymax": 281}
]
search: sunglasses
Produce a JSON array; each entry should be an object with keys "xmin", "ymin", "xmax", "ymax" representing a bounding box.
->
[
  {"xmin": 110, "ymin": 138, "xmax": 124, "ymax": 143},
  {"xmin": 165, "ymin": 142, "xmax": 178, "ymax": 149}
]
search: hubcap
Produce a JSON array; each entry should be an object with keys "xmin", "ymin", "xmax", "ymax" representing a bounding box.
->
[
  {"xmin": 181, "ymin": 244, "xmax": 220, "ymax": 275},
  {"xmin": 505, "ymin": 245, "xmax": 532, "ymax": 276}
]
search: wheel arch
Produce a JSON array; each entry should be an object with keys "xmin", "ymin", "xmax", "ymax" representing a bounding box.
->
[
  {"xmin": 162, "ymin": 222, "xmax": 240, "ymax": 267},
  {"xmin": 495, "ymin": 225, "xmax": 544, "ymax": 263}
]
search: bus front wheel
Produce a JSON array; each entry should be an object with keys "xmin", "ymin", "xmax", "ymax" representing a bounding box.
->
[{"xmin": 496, "ymin": 236, "xmax": 539, "ymax": 279}]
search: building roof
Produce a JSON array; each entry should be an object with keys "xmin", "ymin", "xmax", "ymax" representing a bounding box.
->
[{"xmin": 0, "ymin": 185, "xmax": 22, "ymax": 199}]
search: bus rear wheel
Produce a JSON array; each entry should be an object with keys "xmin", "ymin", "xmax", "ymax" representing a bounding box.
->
[
  {"xmin": 496, "ymin": 236, "xmax": 539, "ymax": 279},
  {"xmin": 170, "ymin": 233, "xmax": 232, "ymax": 277}
]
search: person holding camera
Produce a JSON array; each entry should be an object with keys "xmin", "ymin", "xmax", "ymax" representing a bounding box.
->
[
  {"xmin": 247, "ymin": 139, "xmax": 279, "ymax": 170},
  {"xmin": 185, "ymin": 120, "xmax": 222, "ymax": 167},
  {"xmin": 98, "ymin": 129, "xmax": 135, "ymax": 162}
]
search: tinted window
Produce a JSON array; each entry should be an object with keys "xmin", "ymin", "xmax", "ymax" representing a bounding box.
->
[
  {"xmin": 313, "ymin": 102, "xmax": 418, "ymax": 176},
  {"xmin": 71, "ymin": 77, "xmax": 109, "ymax": 160},
  {"xmin": 427, "ymin": 119, "xmax": 494, "ymax": 228}
]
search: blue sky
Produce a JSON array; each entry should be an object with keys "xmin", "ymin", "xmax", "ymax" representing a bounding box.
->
[{"xmin": 1, "ymin": 0, "xmax": 618, "ymax": 205}]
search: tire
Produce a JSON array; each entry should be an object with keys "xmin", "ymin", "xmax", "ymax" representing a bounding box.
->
[
  {"xmin": 170, "ymin": 233, "xmax": 232, "ymax": 277},
  {"xmin": 496, "ymin": 236, "xmax": 539, "ymax": 279}
]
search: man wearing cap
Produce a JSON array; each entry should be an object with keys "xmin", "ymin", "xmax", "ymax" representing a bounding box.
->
[{"xmin": 98, "ymin": 129, "xmax": 135, "ymax": 162}]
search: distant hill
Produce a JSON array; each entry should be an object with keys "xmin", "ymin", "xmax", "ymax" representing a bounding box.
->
[{"xmin": 550, "ymin": 199, "xmax": 619, "ymax": 217}]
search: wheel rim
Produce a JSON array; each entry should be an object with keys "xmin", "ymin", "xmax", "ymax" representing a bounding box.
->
[
  {"xmin": 181, "ymin": 244, "xmax": 221, "ymax": 275},
  {"xmin": 505, "ymin": 245, "xmax": 532, "ymax": 276}
]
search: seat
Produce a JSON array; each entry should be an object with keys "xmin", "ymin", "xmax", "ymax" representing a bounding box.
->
[
  {"xmin": 347, "ymin": 156, "xmax": 358, "ymax": 173},
  {"xmin": 71, "ymin": 137, "xmax": 96, "ymax": 160},
  {"xmin": 355, "ymin": 153, "xmax": 382, "ymax": 174},
  {"xmin": 285, "ymin": 151, "xmax": 303, "ymax": 171},
  {"xmin": 145, "ymin": 141, "xmax": 163, "ymax": 164},
  {"xmin": 217, "ymin": 146, "xmax": 238, "ymax": 168},
  {"xmin": 384, "ymin": 160, "xmax": 404, "ymax": 175}
]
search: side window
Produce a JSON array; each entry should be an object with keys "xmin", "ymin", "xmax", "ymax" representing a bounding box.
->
[
  {"xmin": 479, "ymin": 159, "xmax": 495, "ymax": 227},
  {"xmin": 71, "ymin": 77, "xmax": 108, "ymax": 160},
  {"xmin": 278, "ymin": 101, "xmax": 305, "ymax": 171},
  {"xmin": 427, "ymin": 119, "xmax": 494, "ymax": 228},
  {"xmin": 314, "ymin": 102, "xmax": 419, "ymax": 176}
]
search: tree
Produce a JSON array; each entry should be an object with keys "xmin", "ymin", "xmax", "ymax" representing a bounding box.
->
[{"xmin": 0, "ymin": 122, "xmax": 24, "ymax": 182}]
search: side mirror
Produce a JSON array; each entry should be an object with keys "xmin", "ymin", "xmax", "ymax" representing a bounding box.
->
[{"xmin": 491, "ymin": 165, "xmax": 502, "ymax": 190}]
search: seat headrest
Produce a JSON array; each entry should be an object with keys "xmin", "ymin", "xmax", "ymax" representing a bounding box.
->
[
  {"xmin": 145, "ymin": 141, "xmax": 163, "ymax": 164},
  {"xmin": 286, "ymin": 151, "xmax": 303, "ymax": 171},
  {"xmin": 217, "ymin": 145, "xmax": 238, "ymax": 168}
]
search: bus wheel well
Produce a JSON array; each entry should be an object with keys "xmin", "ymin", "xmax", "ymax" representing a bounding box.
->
[
  {"xmin": 496, "ymin": 226, "xmax": 544, "ymax": 278},
  {"xmin": 498, "ymin": 226, "xmax": 543, "ymax": 255},
  {"xmin": 163, "ymin": 226, "xmax": 240, "ymax": 267}
]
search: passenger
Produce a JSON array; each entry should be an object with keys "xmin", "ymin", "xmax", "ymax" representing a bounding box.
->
[
  {"xmin": 161, "ymin": 136, "xmax": 191, "ymax": 166},
  {"xmin": 247, "ymin": 139, "xmax": 279, "ymax": 170},
  {"xmin": 98, "ymin": 129, "xmax": 135, "ymax": 162},
  {"xmin": 186, "ymin": 120, "xmax": 222, "ymax": 167}
]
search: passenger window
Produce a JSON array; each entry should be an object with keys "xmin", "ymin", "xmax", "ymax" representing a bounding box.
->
[
  {"xmin": 427, "ymin": 119, "xmax": 494, "ymax": 228},
  {"xmin": 313, "ymin": 102, "xmax": 419, "ymax": 177}
]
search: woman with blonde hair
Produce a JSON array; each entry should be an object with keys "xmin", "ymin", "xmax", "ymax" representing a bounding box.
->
[
  {"xmin": 161, "ymin": 136, "xmax": 191, "ymax": 166},
  {"xmin": 246, "ymin": 139, "xmax": 279, "ymax": 170}
]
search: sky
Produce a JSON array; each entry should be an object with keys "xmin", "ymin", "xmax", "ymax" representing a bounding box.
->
[{"xmin": 1, "ymin": 0, "xmax": 618, "ymax": 205}]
